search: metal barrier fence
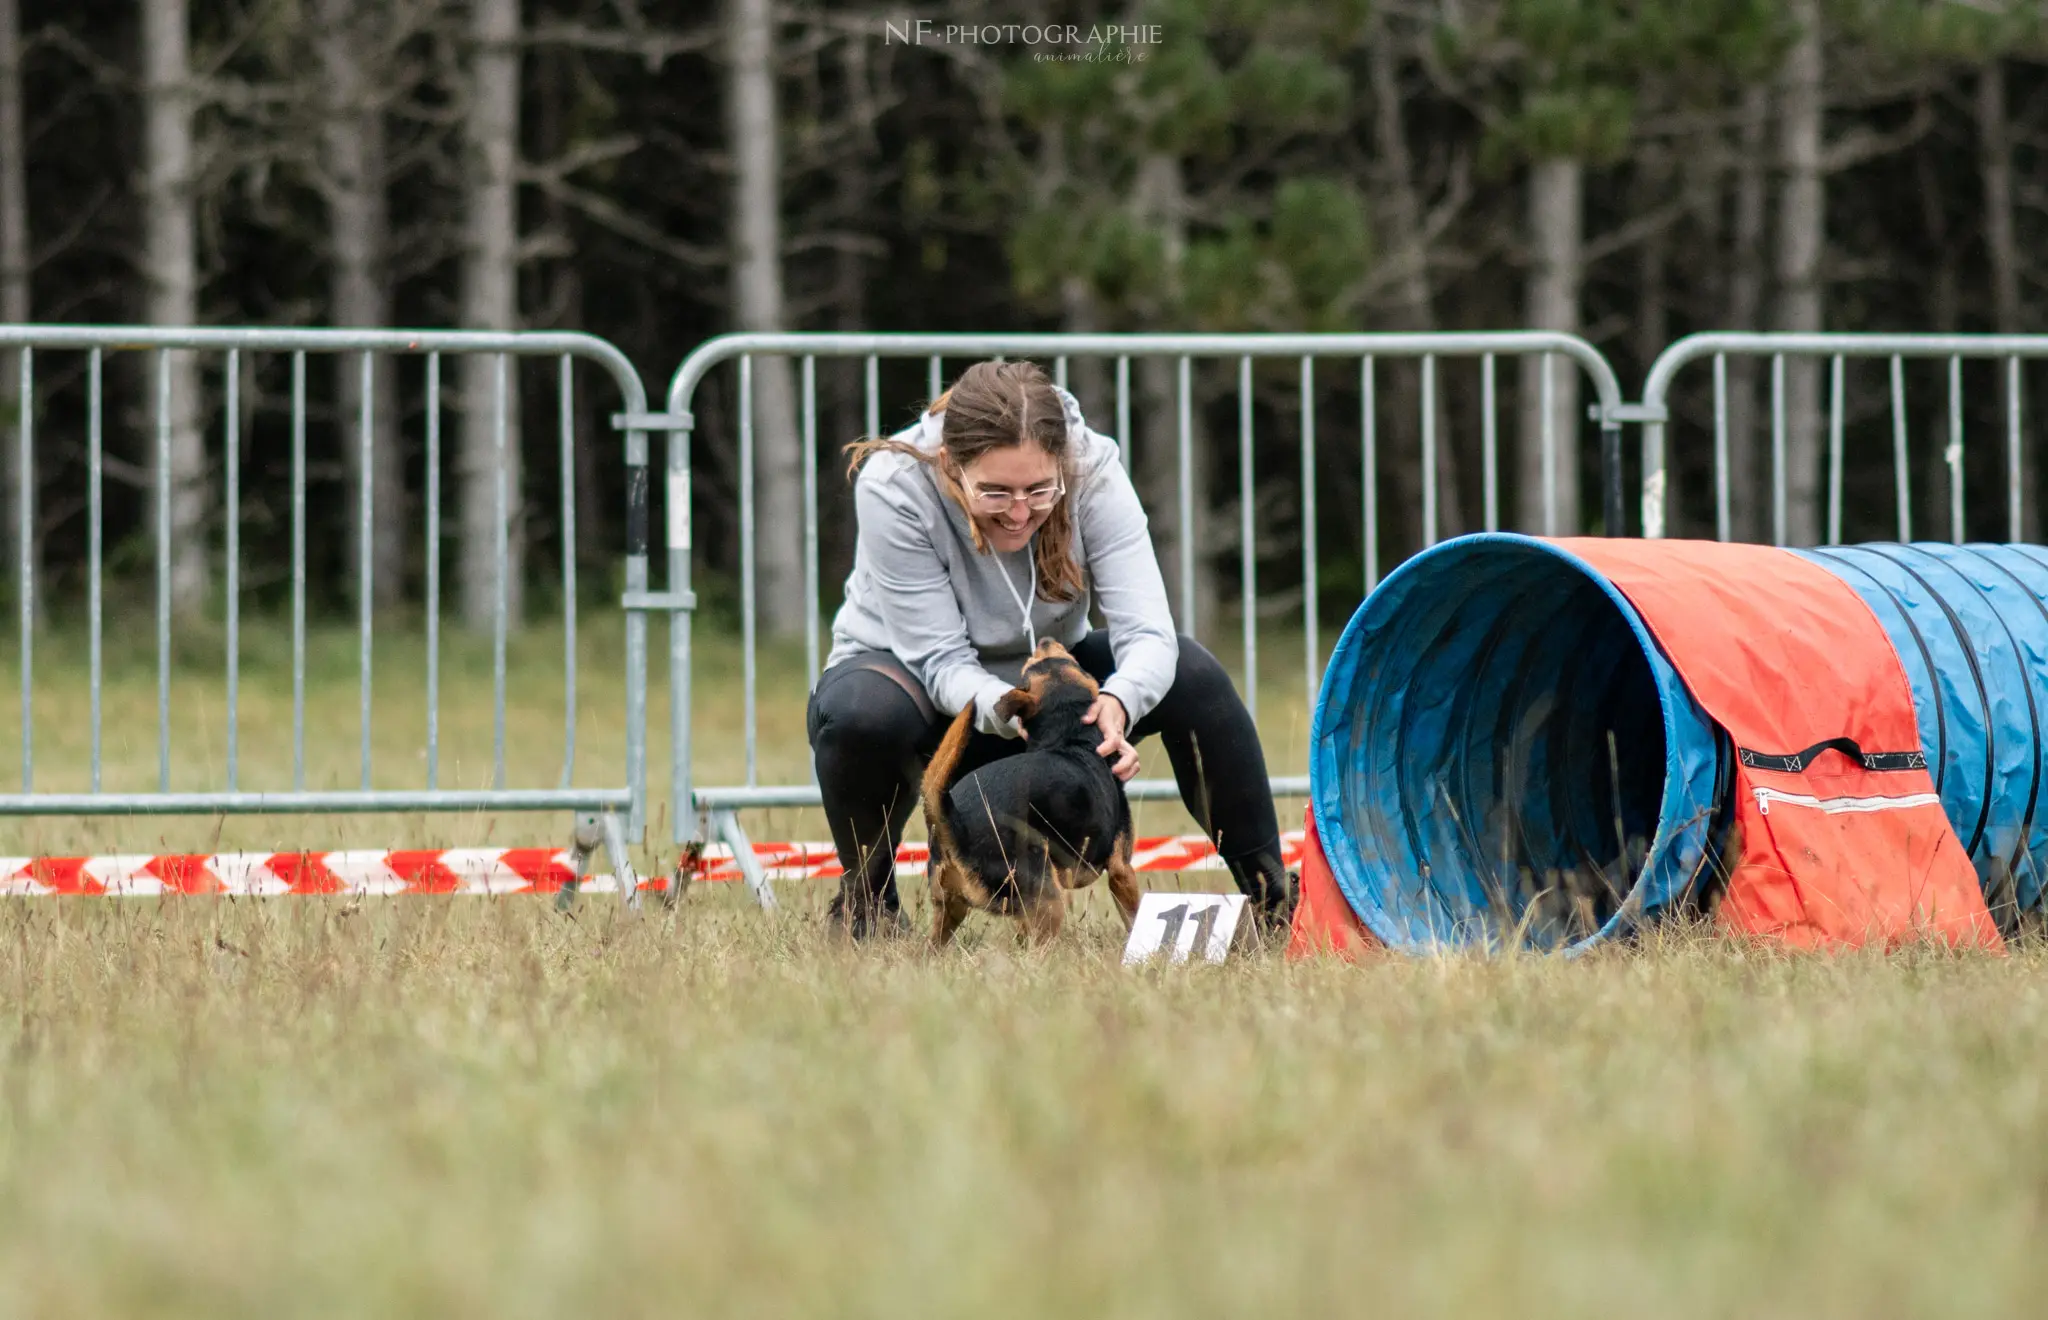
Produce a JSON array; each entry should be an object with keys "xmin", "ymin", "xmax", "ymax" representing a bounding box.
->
[
  {"xmin": 660, "ymin": 332, "xmax": 1628, "ymax": 906},
  {"xmin": 22, "ymin": 325, "xmax": 2032, "ymax": 914},
  {"xmin": 1640, "ymin": 333, "xmax": 2047, "ymax": 545},
  {"xmin": 0, "ymin": 326, "xmax": 654, "ymax": 903}
]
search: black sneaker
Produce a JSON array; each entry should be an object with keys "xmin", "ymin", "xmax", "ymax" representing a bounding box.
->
[
  {"xmin": 826, "ymin": 888, "xmax": 914, "ymax": 942},
  {"xmin": 1240, "ymin": 870, "xmax": 1299, "ymax": 948}
]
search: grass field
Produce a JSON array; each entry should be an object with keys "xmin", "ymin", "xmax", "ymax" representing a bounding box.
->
[
  {"xmin": 2, "ymin": 617, "xmax": 2044, "ymax": 1316},
  {"xmin": 0, "ymin": 903, "xmax": 2039, "ymax": 1317}
]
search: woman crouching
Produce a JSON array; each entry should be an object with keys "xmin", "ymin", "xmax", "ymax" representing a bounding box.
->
[{"xmin": 807, "ymin": 359, "xmax": 1296, "ymax": 940}]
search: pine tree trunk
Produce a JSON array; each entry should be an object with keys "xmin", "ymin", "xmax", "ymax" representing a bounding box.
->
[
  {"xmin": 568, "ymin": 260, "xmax": 601, "ymax": 578},
  {"xmin": 1634, "ymin": 161, "xmax": 1668, "ymax": 386},
  {"xmin": 1977, "ymin": 63, "xmax": 2019, "ymax": 337},
  {"xmin": 141, "ymin": 0, "xmax": 206, "ymax": 617},
  {"xmin": 1368, "ymin": 25, "xmax": 1462, "ymax": 547},
  {"xmin": 528, "ymin": 42, "xmax": 598, "ymax": 581},
  {"xmin": 1136, "ymin": 352, "xmax": 1216, "ymax": 641},
  {"xmin": 534, "ymin": 44, "xmax": 601, "ymax": 579},
  {"xmin": 727, "ymin": 0, "xmax": 803, "ymax": 638},
  {"xmin": 1636, "ymin": 160, "xmax": 1672, "ymax": 529},
  {"xmin": 1928, "ymin": 192, "xmax": 1961, "ymax": 541},
  {"xmin": 459, "ymin": 0, "xmax": 523, "ymax": 631},
  {"xmin": 1060, "ymin": 277, "xmax": 1109, "ymax": 424},
  {"xmin": 0, "ymin": 0, "xmax": 30, "ymax": 622},
  {"xmin": 1133, "ymin": 151, "xmax": 1215, "ymax": 638},
  {"xmin": 1724, "ymin": 83, "xmax": 1770, "ymax": 544},
  {"xmin": 1517, "ymin": 157, "xmax": 1582, "ymax": 535},
  {"xmin": 318, "ymin": 0, "xmax": 402, "ymax": 611},
  {"xmin": 1978, "ymin": 59, "xmax": 2029, "ymax": 538},
  {"xmin": 1773, "ymin": 0, "xmax": 1825, "ymax": 548},
  {"xmin": 827, "ymin": 211, "xmax": 866, "ymax": 593}
]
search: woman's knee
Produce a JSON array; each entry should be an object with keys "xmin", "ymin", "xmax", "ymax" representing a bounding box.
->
[
  {"xmin": 1070, "ymin": 630, "xmax": 1230, "ymax": 701},
  {"xmin": 1123, "ymin": 634, "xmax": 1244, "ymax": 741},
  {"xmin": 809, "ymin": 669, "xmax": 930, "ymax": 762},
  {"xmin": 1167, "ymin": 633, "xmax": 1236, "ymax": 701}
]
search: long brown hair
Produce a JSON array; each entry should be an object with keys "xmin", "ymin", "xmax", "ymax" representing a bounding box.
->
[{"xmin": 844, "ymin": 359, "xmax": 1085, "ymax": 603}]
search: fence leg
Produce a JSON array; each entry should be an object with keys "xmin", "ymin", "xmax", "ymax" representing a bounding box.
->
[
  {"xmin": 710, "ymin": 807, "xmax": 777, "ymax": 910},
  {"xmin": 558, "ymin": 812, "xmax": 606, "ymax": 911},
  {"xmin": 601, "ymin": 810, "xmax": 642, "ymax": 911}
]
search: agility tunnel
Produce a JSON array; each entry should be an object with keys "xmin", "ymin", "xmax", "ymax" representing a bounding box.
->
[{"xmin": 1297, "ymin": 535, "xmax": 2047, "ymax": 955}]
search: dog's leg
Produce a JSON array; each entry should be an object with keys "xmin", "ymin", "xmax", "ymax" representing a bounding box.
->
[
  {"xmin": 1106, "ymin": 831, "xmax": 1142, "ymax": 929},
  {"xmin": 932, "ymin": 892, "xmax": 972, "ymax": 949},
  {"xmin": 930, "ymin": 864, "xmax": 973, "ymax": 949},
  {"xmin": 1019, "ymin": 891, "xmax": 1066, "ymax": 946}
]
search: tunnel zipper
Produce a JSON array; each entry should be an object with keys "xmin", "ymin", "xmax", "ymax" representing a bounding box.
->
[{"xmin": 1752, "ymin": 786, "xmax": 1941, "ymax": 816}]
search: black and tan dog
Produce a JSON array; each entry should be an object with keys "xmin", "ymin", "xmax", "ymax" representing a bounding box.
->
[{"xmin": 921, "ymin": 639, "xmax": 1143, "ymax": 946}]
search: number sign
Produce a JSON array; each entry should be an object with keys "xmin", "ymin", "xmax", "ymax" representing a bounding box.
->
[{"xmin": 1121, "ymin": 892, "xmax": 1245, "ymax": 965}]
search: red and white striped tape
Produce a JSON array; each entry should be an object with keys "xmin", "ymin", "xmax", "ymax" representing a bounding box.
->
[
  {"xmin": 685, "ymin": 831, "xmax": 1306, "ymax": 884},
  {"xmin": 0, "ymin": 831, "xmax": 1306, "ymax": 896}
]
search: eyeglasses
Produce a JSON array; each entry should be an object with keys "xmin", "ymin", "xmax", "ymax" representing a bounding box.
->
[{"xmin": 966, "ymin": 478, "xmax": 1064, "ymax": 514}]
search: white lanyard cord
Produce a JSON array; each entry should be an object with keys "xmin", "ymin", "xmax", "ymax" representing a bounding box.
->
[{"xmin": 996, "ymin": 537, "xmax": 1037, "ymax": 655}]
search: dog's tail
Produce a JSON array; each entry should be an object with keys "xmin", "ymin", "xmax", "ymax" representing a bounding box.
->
[{"xmin": 921, "ymin": 703, "xmax": 977, "ymax": 852}]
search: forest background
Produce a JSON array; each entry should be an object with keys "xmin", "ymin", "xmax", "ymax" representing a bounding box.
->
[{"xmin": 1, "ymin": 0, "xmax": 2040, "ymax": 642}]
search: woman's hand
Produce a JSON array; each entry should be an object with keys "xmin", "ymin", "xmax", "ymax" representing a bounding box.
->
[{"xmin": 1083, "ymin": 693, "xmax": 1140, "ymax": 782}]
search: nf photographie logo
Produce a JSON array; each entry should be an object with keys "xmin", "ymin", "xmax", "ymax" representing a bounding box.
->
[{"xmin": 883, "ymin": 19, "xmax": 1163, "ymax": 60}]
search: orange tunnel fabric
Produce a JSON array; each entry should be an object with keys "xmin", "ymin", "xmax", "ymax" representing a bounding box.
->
[{"xmin": 1561, "ymin": 539, "xmax": 1997, "ymax": 951}]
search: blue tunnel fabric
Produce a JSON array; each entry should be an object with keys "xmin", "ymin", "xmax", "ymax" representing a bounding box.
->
[
  {"xmin": 1798, "ymin": 544, "xmax": 2048, "ymax": 918},
  {"xmin": 1309, "ymin": 535, "xmax": 1725, "ymax": 954}
]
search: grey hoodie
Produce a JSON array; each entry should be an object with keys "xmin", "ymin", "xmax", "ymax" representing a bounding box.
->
[{"xmin": 824, "ymin": 385, "xmax": 1178, "ymax": 738}]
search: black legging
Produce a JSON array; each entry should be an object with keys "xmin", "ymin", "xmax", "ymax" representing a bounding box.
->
[{"xmin": 806, "ymin": 630, "xmax": 1292, "ymax": 928}]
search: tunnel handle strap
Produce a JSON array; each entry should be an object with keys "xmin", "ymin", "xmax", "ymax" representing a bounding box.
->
[{"xmin": 1736, "ymin": 737, "xmax": 1927, "ymax": 775}]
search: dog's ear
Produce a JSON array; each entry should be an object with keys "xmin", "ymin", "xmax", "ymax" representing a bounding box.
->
[{"xmin": 994, "ymin": 686, "xmax": 1037, "ymax": 724}]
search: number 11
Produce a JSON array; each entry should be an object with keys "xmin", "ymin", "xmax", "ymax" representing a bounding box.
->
[{"xmin": 1155, "ymin": 901, "xmax": 1221, "ymax": 960}]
